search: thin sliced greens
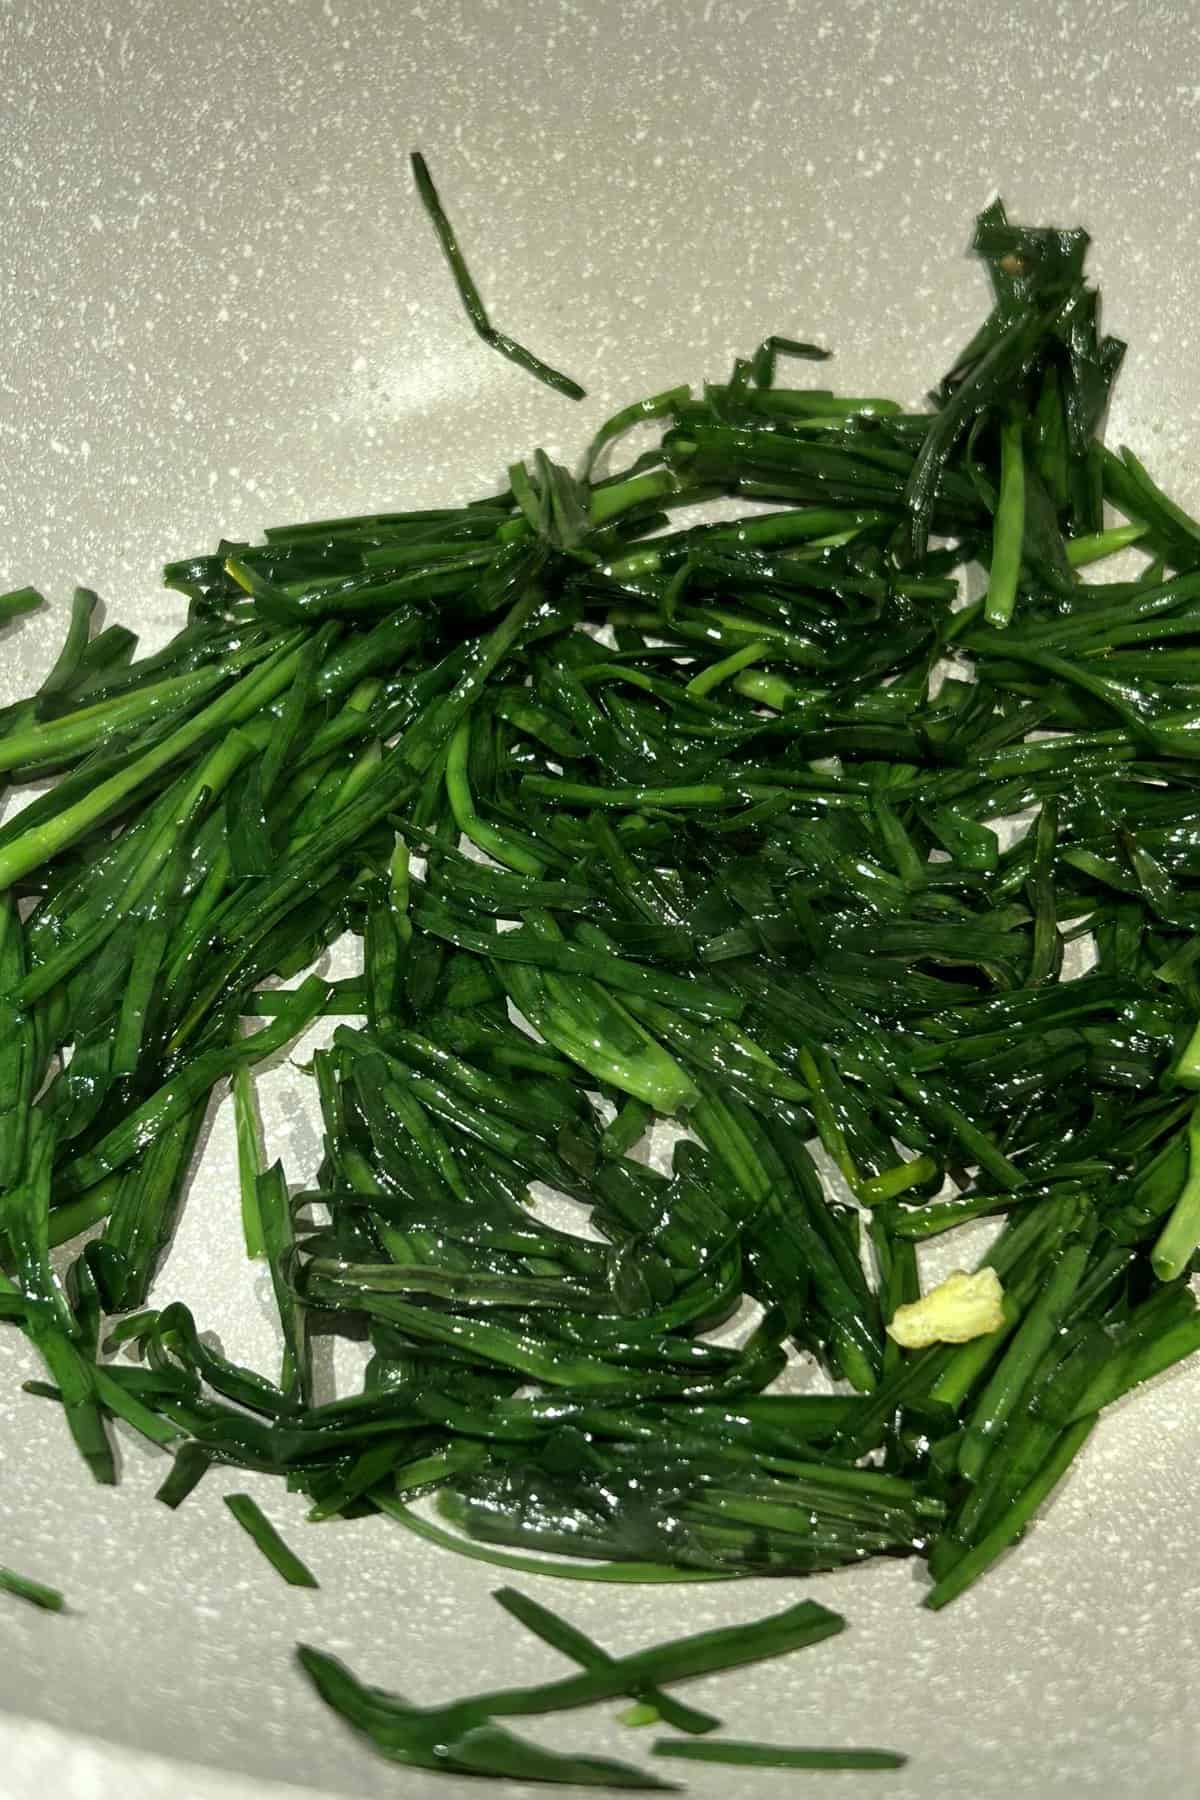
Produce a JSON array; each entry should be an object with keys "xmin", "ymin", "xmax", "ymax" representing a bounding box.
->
[{"xmin": 4, "ymin": 194, "xmax": 1200, "ymax": 1791}]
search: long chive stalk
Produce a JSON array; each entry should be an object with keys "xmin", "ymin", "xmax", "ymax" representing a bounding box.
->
[{"xmin": 411, "ymin": 151, "xmax": 585, "ymax": 401}]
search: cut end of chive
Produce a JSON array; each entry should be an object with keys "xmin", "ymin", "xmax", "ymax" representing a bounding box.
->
[
  {"xmin": 651, "ymin": 1738, "xmax": 908, "ymax": 1772},
  {"xmin": 0, "ymin": 586, "xmax": 46, "ymax": 625},
  {"xmin": 410, "ymin": 147, "xmax": 585, "ymax": 401},
  {"xmin": 6, "ymin": 191, "xmax": 1200, "ymax": 1774},
  {"xmin": 224, "ymin": 1493, "xmax": 319, "ymax": 1589}
]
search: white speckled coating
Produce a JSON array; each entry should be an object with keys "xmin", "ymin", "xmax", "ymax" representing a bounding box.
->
[{"xmin": 3, "ymin": 1, "xmax": 1200, "ymax": 1795}]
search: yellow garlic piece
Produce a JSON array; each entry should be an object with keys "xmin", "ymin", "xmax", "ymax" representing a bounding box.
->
[{"xmin": 886, "ymin": 1267, "xmax": 1005, "ymax": 1349}]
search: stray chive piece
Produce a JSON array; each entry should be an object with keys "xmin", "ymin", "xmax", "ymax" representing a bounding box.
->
[
  {"xmin": 298, "ymin": 1591, "xmax": 845, "ymax": 1786},
  {"xmin": 0, "ymin": 1564, "xmax": 65, "ymax": 1612},
  {"xmin": 1151, "ymin": 1098, "xmax": 1200, "ymax": 1281},
  {"xmin": 410, "ymin": 150, "xmax": 586, "ymax": 401},
  {"xmin": 652, "ymin": 1738, "xmax": 907, "ymax": 1772},
  {"xmin": 223, "ymin": 1494, "xmax": 319, "ymax": 1589},
  {"xmin": 0, "ymin": 586, "xmax": 45, "ymax": 625},
  {"xmin": 925, "ymin": 1417, "xmax": 1096, "ymax": 1611},
  {"xmin": 984, "ymin": 413, "xmax": 1027, "ymax": 627},
  {"xmin": 494, "ymin": 1586, "xmax": 721, "ymax": 1736},
  {"xmin": 750, "ymin": 335, "xmax": 832, "ymax": 387},
  {"xmin": 232, "ymin": 1065, "xmax": 266, "ymax": 1261},
  {"xmin": 6, "ymin": 195, "xmax": 1200, "ymax": 1772},
  {"xmin": 156, "ymin": 1443, "xmax": 211, "ymax": 1510}
]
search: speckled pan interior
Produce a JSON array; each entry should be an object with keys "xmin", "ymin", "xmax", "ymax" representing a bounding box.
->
[{"xmin": 3, "ymin": 3, "xmax": 1200, "ymax": 1797}]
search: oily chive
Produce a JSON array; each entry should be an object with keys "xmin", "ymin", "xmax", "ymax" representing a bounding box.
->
[
  {"xmin": 0, "ymin": 666, "xmax": 226, "ymax": 777},
  {"xmin": 892, "ymin": 1077, "xmax": 1026, "ymax": 1192},
  {"xmin": 522, "ymin": 776, "xmax": 729, "ymax": 809},
  {"xmin": 1150, "ymin": 1099, "xmax": 1200, "ymax": 1281},
  {"xmin": 0, "ymin": 636, "xmax": 307, "ymax": 890},
  {"xmin": 0, "ymin": 895, "xmax": 34, "ymax": 1193},
  {"xmin": 3, "ymin": 192, "xmax": 1200, "ymax": 1763},
  {"xmin": 958, "ymin": 1240, "xmax": 1090, "ymax": 1482},
  {"xmin": 652, "ymin": 1739, "xmax": 906, "ymax": 1771},
  {"xmin": 232, "ymin": 1065, "xmax": 266, "ymax": 1261},
  {"xmin": 300, "ymin": 1592, "xmax": 843, "ymax": 1748},
  {"xmin": 733, "ymin": 389, "xmax": 897, "ymax": 420},
  {"xmin": 295, "ymin": 1590, "xmax": 843, "ymax": 1787},
  {"xmin": 874, "ymin": 1189, "xmax": 1025, "ymax": 1240},
  {"xmin": 57, "ymin": 979, "xmax": 330, "ymax": 1198},
  {"xmin": 23, "ymin": 1323, "xmax": 115, "ymax": 1486},
  {"xmin": 377, "ymin": 1496, "xmax": 730, "ymax": 1583},
  {"xmin": 446, "ymin": 715, "xmax": 544, "ymax": 875},
  {"xmin": 37, "ymin": 587, "xmax": 98, "ymax": 698},
  {"xmin": 87, "ymin": 1100, "xmax": 208, "ymax": 1314},
  {"xmin": 856, "ymin": 1155, "xmax": 940, "ymax": 1205},
  {"xmin": 297, "ymin": 1643, "xmax": 670, "ymax": 1788},
  {"xmin": 0, "ymin": 1564, "xmax": 65, "ymax": 1612},
  {"xmin": 414, "ymin": 905, "xmax": 742, "ymax": 1022},
  {"xmin": 1066, "ymin": 1308, "xmax": 1200, "ymax": 1422},
  {"xmin": 110, "ymin": 790, "xmax": 209, "ymax": 1075},
  {"xmin": 155, "ymin": 1442, "xmax": 212, "ymax": 1509},
  {"xmin": 16, "ymin": 726, "xmax": 262, "ymax": 1008},
  {"xmin": 92, "ymin": 1364, "xmax": 187, "ymax": 1449},
  {"xmin": 474, "ymin": 1597, "xmax": 844, "ymax": 1716},
  {"xmin": 1065, "ymin": 522, "xmax": 1146, "ymax": 567},
  {"xmin": 684, "ymin": 639, "xmax": 770, "ymax": 698},
  {"xmin": 1026, "ymin": 796, "xmax": 1059, "ymax": 984},
  {"xmin": 984, "ymin": 413, "xmax": 1027, "ymax": 627},
  {"xmin": 494, "ymin": 1587, "xmax": 721, "ymax": 1736},
  {"xmin": 750, "ymin": 336, "xmax": 832, "ymax": 386},
  {"xmin": 206, "ymin": 590, "xmax": 539, "ymax": 969},
  {"xmin": 411, "ymin": 150, "xmax": 585, "ymax": 401},
  {"xmin": 582, "ymin": 387, "xmax": 691, "ymax": 480},
  {"xmin": 257, "ymin": 1160, "xmax": 310, "ymax": 1404},
  {"xmin": 3, "ymin": 1112, "xmax": 74, "ymax": 1333},
  {"xmin": 0, "ymin": 586, "xmax": 45, "ymax": 625},
  {"xmin": 223, "ymin": 1493, "xmax": 319, "ymax": 1588},
  {"xmin": 925, "ymin": 1417, "xmax": 1096, "ymax": 1610}
]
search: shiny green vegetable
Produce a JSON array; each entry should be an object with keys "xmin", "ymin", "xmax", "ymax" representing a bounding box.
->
[
  {"xmin": 653, "ymin": 1740, "xmax": 906, "ymax": 1772},
  {"xmin": 411, "ymin": 151, "xmax": 585, "ymax": 401},
  {"xmin": 0, "ymin": 1563, "xmax": 65, "ymax": 1612},
  {"xmin": 298, "ymin": 1589, "xmax": 843, "ymax": 1785},
  {"xmin": 4, "ymin": 194, "xmax": 1200, "ymax": 1789},
  {"xmin": 224, "ymin": 1494, "xmax": 319, "ymax": 1588}
]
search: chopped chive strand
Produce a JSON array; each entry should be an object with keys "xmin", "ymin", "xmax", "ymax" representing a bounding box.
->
[
  {"xmin": 652, "ymin": 1739, "xmax": 907, "ymax": 1771},
  {"xmin": 0, "ymin": 1565, "xmax": 65, "ymax": 1612},
  {"xmin": 2, "ymin": 192, "xmax": 1200, "ymax": 1762},
  {"xmin": 232, "ymin": 1066, "xmax": 266, "ymax": 1261},
  {"xmin": 1151, "ymin": 1099, "xmax": 1200, "ymax": 1281},
  {"xmin": 582, "ymin": 387, "xmax": 691, "ymax": 480},
  {"xmin": 295, "ymin": 1590, "xmax": 845, "ymax": 1786},
  {"xmin": 751, "ymin": 336, "xmax": 832, "ymax": 387},
  {"xmin": 223, "ymin": 1494, "xmax": 319, "ymax": 1588},
  {"xmin": 376, "ymin": 1495, "xmax": 730, "ymax": 1582},
  {"xmin": 156, "ymin": 1443, "xmax": 211, "ymax": 1509},
  {"xmin": 494, "ymin": 1587, "xmax": 721, "ymax": 1737},
  {"xmin": 1065, "ymin": 522, "xmax": 1147, "ymax": 566},
  {"xmin": 411, "ymin": 151, "xmax": 585, "ymax": 401},
  {"xmin": 296, "ymin": 1639, "xmax": 673, "ymax": 1788},
  {"xmin": 685, "ymin": 640, "xmax": 770, "ymax": 698},
  {"xmin": 925, "ymin": 1417, "xmax": 1096, "ymax": 1610},
  {"xmin": 0, "ymin": 587, "xmax": 45, "ymax": 625},
  {"xmin": 984, "ymin": 413, "xmax": 1026, "ymax": 627}
]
